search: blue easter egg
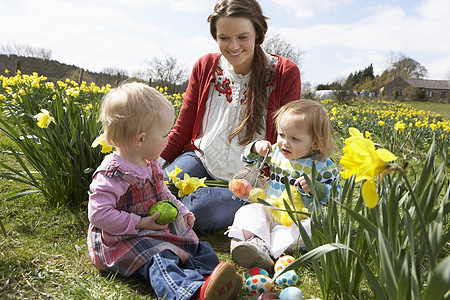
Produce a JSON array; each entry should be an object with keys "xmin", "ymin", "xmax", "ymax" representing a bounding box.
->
[
  {"xmin": 275, "ymin": 270, "xmax": 299, "ymax": 288},
  {"xmin": 279, "ymin": 287, "xmax": 303, "ymax": 300}
]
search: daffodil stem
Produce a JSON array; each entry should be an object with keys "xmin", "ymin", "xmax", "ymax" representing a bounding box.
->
[
  {"xmin": 204, "ymin": 180, "xmax": 228, "ymax": 187},
  {"xmin": 398, "ymin": 168, "xmax": 435, "ymax": 269}
]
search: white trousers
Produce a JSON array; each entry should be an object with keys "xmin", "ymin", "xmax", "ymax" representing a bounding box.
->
[{"xmin": 227, "ymin": 203, "xmax": 311, "ymax": 259}]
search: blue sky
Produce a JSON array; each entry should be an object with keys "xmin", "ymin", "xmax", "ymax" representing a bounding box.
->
[{"xmin": 1, "ymin": 0, "xmax": 449, "ymax": 86}]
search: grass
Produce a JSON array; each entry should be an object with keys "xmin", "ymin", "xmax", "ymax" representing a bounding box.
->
[
  {"xmin": 1, "ymin": 100, "xmax": 449, "ymax": 299},
  {"xmin": 395, "ymin": 100, "xmax": 450, "ymax": 120},
  {"xmin": 0, "ymin": 189, "xmax": 322, "ymax": 299}
]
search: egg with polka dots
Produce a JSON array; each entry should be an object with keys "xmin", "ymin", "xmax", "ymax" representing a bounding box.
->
[
  {"xmin": 244, "ymin": 274, "xmax": 275, "ymax": 295},
  {"xmin": 245, "ymin": 267, "xmax": 270, "ymax": 279},
  {"xmin": 275, "ymin": 270, "xmax": 299, "ymax": 288},
  {"xmin": 274, "ymin": 255, "xmax": 295, "ymax": 272}
]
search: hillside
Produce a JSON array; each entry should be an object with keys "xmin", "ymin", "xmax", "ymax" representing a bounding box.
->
[{"xmin": 0, "ymin": 54, "xmax": 126, "ymax": 86}]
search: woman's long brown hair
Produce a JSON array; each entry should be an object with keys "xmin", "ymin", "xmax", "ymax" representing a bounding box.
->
[{"xmin": 208, "ymin": 0, "xmax": 269, "ymax": 145}]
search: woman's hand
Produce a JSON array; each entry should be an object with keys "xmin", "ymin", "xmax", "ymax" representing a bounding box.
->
[
  {"xmin": 136, "ymin": 213, "xmax": 169, "ymax": 231},
  {"xmin": 253, "ymin": 140, "xmax": 272, "ymax": 156},
  {"xmin": 183, "ymin": 213, "xmax": 196, "ymax": 228}
]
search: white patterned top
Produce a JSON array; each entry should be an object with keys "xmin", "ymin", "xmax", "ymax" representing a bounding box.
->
[{"xmin": 194, "ymin": 53, "xmax": 278, "ymax": 181}]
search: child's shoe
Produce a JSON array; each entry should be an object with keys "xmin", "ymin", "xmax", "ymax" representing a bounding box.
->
[
  {"xmin": 199, "ymin": 262, "xmax": 237, "ymax": 300},
  {"xmin": 229, "ymin": 272, "xmax": 243, "ymax": 299},
  {"xmin": 230, "ymin": 236, "xmax": 274, "ymax": 271}
]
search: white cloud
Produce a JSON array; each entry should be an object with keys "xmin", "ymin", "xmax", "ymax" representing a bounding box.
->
[
  {"xmin": 275, "ymin": 0, "xmax": 450, "ymax": 79},
  {"xmin": 270, "ymin": 0, "xmax": 353, "ymax": 18},
  {"xmin": 167, "ymin": 0, "xmax": 212, "ymax": 12}
]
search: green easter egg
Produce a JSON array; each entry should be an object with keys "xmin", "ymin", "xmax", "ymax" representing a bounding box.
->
[{"xmin": 148, "ymin": 200, "xmax": 179, "ymax": 225}]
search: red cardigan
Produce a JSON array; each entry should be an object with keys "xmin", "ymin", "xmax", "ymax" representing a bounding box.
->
[{"xmin": 161, "ymin": 53, "xmax": 301, "ymax": 163}]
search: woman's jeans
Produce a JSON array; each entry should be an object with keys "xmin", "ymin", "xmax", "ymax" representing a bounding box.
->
[
  {"xmin": 164, "ymin": 151, "xmax": 246, "ymax": 235},
  {"xmin": 137, "ymin": 246, "xmax": 219, "ymax": 300}
]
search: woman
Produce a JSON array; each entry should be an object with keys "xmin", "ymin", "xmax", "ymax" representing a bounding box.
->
[{"xmin": 161, "ymin": 0, "xmax": 301, "ymax": 235}]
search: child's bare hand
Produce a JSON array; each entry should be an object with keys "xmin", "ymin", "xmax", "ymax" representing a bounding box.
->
[
  {"xmin": 183, "ymin": 213, "xmax": 195, "ymax": 228},
  {"xmin": 136, "ymin": 213, "xmax": 169, "ymax": 231},
  {"xmin": 295, "ymin": 175, "xmax": 311, "ymax": 194},
  {"xmin": 253, "ymin": 140, "xmax": 272, "ymax": 156}
]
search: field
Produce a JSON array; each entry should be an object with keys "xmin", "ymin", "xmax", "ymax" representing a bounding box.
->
[{"xmin": 0, "ymin": 73, "xmax": 449, "ymax": 299}]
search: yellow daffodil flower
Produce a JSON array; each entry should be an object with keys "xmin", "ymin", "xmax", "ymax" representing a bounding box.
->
[
  {"xmin": 35, "ymin": 109, "xmax": 56, "ymax": 128},
  {"xmin": 166, "ymin": 166, "xmax": 182, "ymax": 184},
  {"xmin": 174, "ymin": 173, "xmax": 206, "ymax": 197},
  {"xmin": 394, "ymin": 121, "xmax": 406, "ymax": 132},
  {"xmin": 340, "ymin": 127, "xmax": 397, "ymax": 208},
  {"xmin": 91, "ymin": 134, "xmax": 113, "ymax": 153}
]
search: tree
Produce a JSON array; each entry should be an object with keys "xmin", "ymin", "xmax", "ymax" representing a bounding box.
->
[
  {"xmin": 330, "ymin": 77, "xmax": 353, "ymax": 104},
  {"xmin": 388, "ymin": 52, "xmax": 428, "ymax": 79},
  {"xmin": 144, "ymin": 53, "xmax": 189, "ymax": 94},
  {"xmin": 0, "ymin": 43, "xmax": 52, "ymax": 60},
  {"xmin": 301, "ymin": 81, "xmax": 314, "ymax": 99},
  {"xmin": 102, "ymin": 67, "xmax": 129, "ymax": 78},
  {"xmin": 345, "ymin": 64, "xmax": 375, "ymax": 91},
  {"xmin": 263, "ymin": 33, "xmax": 304, "ymax": 67}
]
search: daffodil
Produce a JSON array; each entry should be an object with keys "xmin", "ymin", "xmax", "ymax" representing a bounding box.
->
[
  {"xmin": 35, "ymin": 109, "xmax": 56, "ymax": 128},
  {"xmin": 174, "ymin": 173, "xmax": 206, "ymax": 197},
  {"xmin": 166, "ymin": 166, "xmax": 182, "ymax": 184},
  {"xmin": 394, "ymin": 121, "xmax": 406, "ymax": 132},
  {"xmin": 340, "ymin": 127, "xmax": 397, "ymax": 208},
  {"xmin": 91, "ymin": 134, "xmax": 113, "ymax": 153}
]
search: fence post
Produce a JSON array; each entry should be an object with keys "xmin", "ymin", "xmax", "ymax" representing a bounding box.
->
[
  {"xmin": 15, "ymin": 59, "xmax": 21, "ymax": 75},
  {"xmin": 116, "ymin": 72, "xmax": 121, "ymax": 87},
  {"xmin": 78, "ymin": 68, "xmax": 84, "ymax": 85}
]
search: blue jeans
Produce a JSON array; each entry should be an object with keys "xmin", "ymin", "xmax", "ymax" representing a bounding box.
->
[
  {"xmin": 137, "ymin": 245, "xmax": 219, "ymax": 300},
  {"xmin": 164, "ymin": 151, "xmax": 247, "ymax": 235}
]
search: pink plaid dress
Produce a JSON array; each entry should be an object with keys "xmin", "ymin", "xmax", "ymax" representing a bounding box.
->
[{"xmin": 87, "ymin": 158, "xmax": 199, "ymax": 277}]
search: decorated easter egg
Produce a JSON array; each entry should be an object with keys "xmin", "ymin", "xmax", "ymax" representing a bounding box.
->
[
  {"xmin": 229, "ymin": 178, "xmax": 246, "ymax": 196},
  {"xmin": 275, "ymin": 270, "xmax": 299, "ymax": 288},
  {"xmin": 279, "ymin": 287, "xmax": 303, "ymax": 300},
  {"xmin": 241, "ymin": 178, "xmax": 253, "ymax": 198},
  {"xmin": 148, "ymin": 200, "xmax": 179, "ymax": 225},
  {"xmin": 249, "ymin": 187, "xmax": 266, "ymax": 203},
  {"xmin": 245, "ymin": 267, "xmax": 270, "ymax": 279},
  {"xmin": 244, "ymin": 274, "xmax": 274, "ymax": 295},
  {"xmin": 274, "ymin": 255, "xmax": 296, "ymax": 272},
  {"xmin": 229, "ymin": 178, "xmax": 253, "ymax": 198},
  {"xmin": 257, "ymin": 292, "xmax": 280, "ymax": 299}
]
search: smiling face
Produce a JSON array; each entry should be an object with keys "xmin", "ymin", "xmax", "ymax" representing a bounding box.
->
[
  {"xmin": 215, "ymin": 16, "xmax": 256, "ymax": 75},
  {"xmin": 276, "ymin": 113, "xmax": 318, "ymax": 160}
]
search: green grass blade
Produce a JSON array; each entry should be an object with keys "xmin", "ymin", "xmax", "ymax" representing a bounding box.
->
[{"xmin": 422, "ymin": 256, "xmax": 450, "ymax": 300}]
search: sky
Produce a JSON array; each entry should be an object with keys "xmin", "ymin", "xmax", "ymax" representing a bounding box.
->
[{"xmin": 1, "ymin": 0, "xmax": 450, "ymax": 87}]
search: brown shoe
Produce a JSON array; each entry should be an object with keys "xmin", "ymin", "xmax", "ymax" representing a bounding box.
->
[
  {"xmin": 200, "ymin": 262, "xmax": 236, "ymax": 300},
  {"xmin": 228, "ymin": 273, "xmax": 243, "ymax": 299}
]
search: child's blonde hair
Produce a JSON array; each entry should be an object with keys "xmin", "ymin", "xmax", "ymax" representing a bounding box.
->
[
  {"xmin": 273, "ymin": 99, "xmax": 334, "ymax": 158},
  {"xmin": 100, "ymin": 82, "xmax": 173, "ymax": 149}
]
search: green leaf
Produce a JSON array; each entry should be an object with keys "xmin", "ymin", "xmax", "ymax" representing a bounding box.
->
[
  {"xmin": 422, "ymin": 256, "xmax": 450, "ymax": 300},
  {"xmin": 0, "ymin": 219, "xmax": 6, "ymax": 237},
  {"xmin": 377, "ymin": 228, "xmax": 398, "ymax": 297},
  {"xmin": 275, "ymin": 243, "xmax": 386, "ymax": 300},
  {"xmin": 339, "ymin": 201, "xmax": 378, "ymax": 238}
]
